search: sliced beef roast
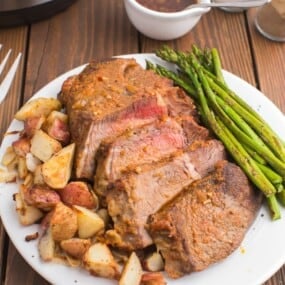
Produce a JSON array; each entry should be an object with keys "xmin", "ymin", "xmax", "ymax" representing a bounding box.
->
[
  {"xmin": 147, "ymin": 160, "xmax": 262, "ymax": 279},
  {"xmin": 105, "ymin": 140, "xmax": 226, "ymax": 250},
  {"xmin": 95, "ymin": 116, "xmax": 209, "ymax": 197},
  {"xmin": 59, "ymin": 58, "xmax": 197, "ymax": 180}
]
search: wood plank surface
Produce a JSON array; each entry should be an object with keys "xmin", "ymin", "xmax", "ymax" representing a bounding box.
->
[
  {"xmin": 0, "ymin": 1, "xmax": 284, "ymax": 284},
  {"xmin": 141, "ymin": 9, "xmax": 256, "ymax": 86},
  {"xmin": 0, "ymin": 26, "xmax": 28, "ymax": 285},
  {"xmin": 23, "ymin": 0, "xmax": 139, "ymax": 102},
  {"xmin": 3, "ymin": 0, "xmax": 139, "ymax": 284},
  {"xmin": 247, "ymin": 8, "xmax": 285, "ymax": 113}
]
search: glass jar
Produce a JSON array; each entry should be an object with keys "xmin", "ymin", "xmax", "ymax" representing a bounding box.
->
[{"xmin": 255, "ymin": 0, "xmax": 285, "ymax": 42}]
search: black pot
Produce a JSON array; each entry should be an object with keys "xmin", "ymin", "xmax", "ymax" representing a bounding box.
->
[{"xmin": 0, "ymin": 0, "xmax": 77, "ymax": 27}]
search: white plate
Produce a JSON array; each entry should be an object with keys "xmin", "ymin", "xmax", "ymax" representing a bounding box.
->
[{"xmin": 1, "ymin": 54, "xmax": 285, "ymax": 285}]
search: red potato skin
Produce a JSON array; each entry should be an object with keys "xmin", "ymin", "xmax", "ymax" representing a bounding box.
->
[
  {"xmin": 23, "ymin": 184, "xmax": 61, "ymax": 210},
  {"xmin": 60, "ymin": 181, "xmax": 97, "ymax": 209},
  {"xmin": 47, "ymin": 118, "xmax": 70, "ymax": 145},
  {"xmin": 140, "ymin": 272, "xmax": 167, "ymax": 285},
  {"xmin": 12, "ymin": 137, "xmax": 30, "ymax": 157},
  {"xmin": 23, "ymin": 116, "xmax": 45, "ymax": 138}
]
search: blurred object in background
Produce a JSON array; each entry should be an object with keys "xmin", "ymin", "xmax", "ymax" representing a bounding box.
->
[
  {"xmin": 0, "ymin": 0, "xmax": 77, "ymax": 27},
  {"xmin": 216, "ymin": 0, "xmax": 248, "ymax": 12},
  {"xmin": 255, "ymin": 0, "xmax": 285, "ymax": 41}
]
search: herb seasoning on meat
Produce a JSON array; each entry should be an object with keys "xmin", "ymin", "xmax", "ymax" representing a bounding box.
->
[{"xmin": 136, "ymin": 0, "xmax": 195, "ymax": 12}]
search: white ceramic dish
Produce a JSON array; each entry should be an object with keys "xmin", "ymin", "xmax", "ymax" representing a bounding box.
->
[
  {"xmin": 1, "ymin": 53, "xmax": 285, "ymax": 285},
  {"xmin": 123, "ymin": 0, "xmax": 211, "ymax": 40}
]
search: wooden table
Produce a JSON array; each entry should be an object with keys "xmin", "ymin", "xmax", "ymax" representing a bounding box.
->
[{"xmin": 0, "ymin": 0, "xmax": 284, "ymax": 284}]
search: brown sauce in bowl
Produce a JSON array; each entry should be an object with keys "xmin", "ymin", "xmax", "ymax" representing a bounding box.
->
[{"xmin": 136, "ymin": 0, "xmax": 195, "ymax": 12}]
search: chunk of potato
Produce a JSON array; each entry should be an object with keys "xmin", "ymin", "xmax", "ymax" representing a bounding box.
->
[
  {"xmin": 23, "ymin": 115, "xmax": 46, "ymax": 138},
  {"xmin": 60, "ymin": 181, "xmax": 98, "ymax": 209},
  {"xmin": 45, "ymin": 110, "xmax": 68, "ymax": 125},
  {"xmin": 38, "ymin": 226, "xmax": 55, "ymax": 262},
  {"xmin": 1, "ymin": 146, "xmax": 16, "ymax": 166},
  {"xmin": 30, "ymin": 130, "xmax": 62, "ymax": 162},
  {"xmin": 33, "ymin": 164, "xmax": 45, "ymax": 185},
  {"xmin": 83, "ymin": 243, "xmax": 120, "ymax": 279},
  {"xmin": 143, "ymin": 252, "xmax": 164, "ymax": 272},
  {"xmin": 15, "ymin": 98, "xmax": 62, "ymax": 121},
  {"xmin": 17, "ymin": 156, "xmax": 28, "ymax": 179},
  {"xmin": 74, "ymin": 205, "xmax": 105, "ymax": 239},
  {"xmin": 12, "ymin": 137, "xmax": 31, "ymax": 158},
  {"xmin": 49, "ymin": 202, "xmax": 78, "ymax": 241},
  {"xmin": 15, "ymin": 190, "xmax": 44, "ymax": 226},
  {"xmin": 60, "ymin": 238, "xmax": 91, "ymax": 259},
  {"xmin": 26, "ymin": 152, "xmax": 41, "ymax": 172},
  {"xmin": 0, "ymin": 168, "xmax": 17, "ymax": 183},
  {"xmin": 119, "ymin": 252, "xmax": 143, "ymax": 285},
  {"xmin": 44, "ymin": 117, "xmax": 70, "ymax": 145},
  {"xmin": 23, "ymin": 184, "xmax": 60, "ymax": 210},
  {"xmin": 140, "ymin": 272, "xmax": 167, "ymax": 285},
  {"xmin": 42, "ymin": 143, "xmax": 75, "ymax": 189}
]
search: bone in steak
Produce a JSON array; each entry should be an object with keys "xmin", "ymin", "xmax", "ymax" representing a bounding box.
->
[
  {"xmin": 147, "ymin": 160, "xmax": 262, "ymax": 278},
  {"xmin": 59, "ymin": 58, "xmax": 197, "ymax": 180},
  {"xmin": 105, "ymin": 139, "xmax": 226, "ymax": 250}
]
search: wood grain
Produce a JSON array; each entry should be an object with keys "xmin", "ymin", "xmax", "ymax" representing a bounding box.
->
[
  {"xmin": 247, "ymin": 8, "xmax": 285, "ymax": 113},
  {"xmin": 141, "ymin": 9, "xmax": 256, "ymax": 86},
  {"xmin": 0, "ymin": 25, "xmax": 27, "ymax": 285},
  {"xmin": 0, "ymin": 1, "xmax": 284, "ymax": 284},
  {"xmin": 3, "ymin": 0, "xmax": 139, "ymax": 284},
  {"xmin": 23, "ymin": 0, "xmax": 138, "ymax": 102}
]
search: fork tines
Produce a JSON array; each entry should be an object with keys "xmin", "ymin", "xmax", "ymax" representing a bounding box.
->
[{"xmin": 0, "ymin": 44, "xmax": 22, "ymax": 104}]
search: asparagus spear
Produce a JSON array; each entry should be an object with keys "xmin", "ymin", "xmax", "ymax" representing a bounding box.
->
[
  {"xmin": 156, "ymin": 45, "xmax": 285, "ymax": 163},
  {"xmin": 185, "ymin": 62, "xmax": 277, "ymax": 197},
  {"xmin": 151, "ymin": 46, "xmax": 284, "ymax": 218},
  {"xmin": 190, "ymin": 54, "xmax": 285, "ymax": 177}
]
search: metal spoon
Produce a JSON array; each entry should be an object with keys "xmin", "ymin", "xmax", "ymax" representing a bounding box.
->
[{"xmin": 185, "ymin": 0, "xmax": 270, "ymax": 9}]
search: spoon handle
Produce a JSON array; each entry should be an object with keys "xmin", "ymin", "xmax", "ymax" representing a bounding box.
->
[{"xmin": 188, "ymin": 0, "xmax": 270, "ymax": 9}]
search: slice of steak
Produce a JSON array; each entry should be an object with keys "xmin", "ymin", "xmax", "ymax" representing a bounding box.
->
[
  {"xmin": 147, "ymin": 160, "xmax": 262, "ymax": 279},
  {"xmin": 105, "ymin": 140, "xmax": 226, "ymax": 250},
  {"xmin": 94, "ymin": 116, "xmax": 209, "ymax": 197},
  {"xmin": 74, "ymin": 95, "xmax": 168, "ymax": 180},
  {"xmin": 58, "ymin": 58, "xmax": 197, "ymax": 180}
]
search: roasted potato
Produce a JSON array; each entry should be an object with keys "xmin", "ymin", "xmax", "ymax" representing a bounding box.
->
[
  {"xmin": 0, "ymin": 168, "xmax": 17, "ymax": 183},
  {"xmin": 12, "ymin": 137, "xmax": 30, "ymax": 158},
  {"xmin": 60, "ymin": 238, "xmax": 91, "ymax": 259},
  {"xmin": 41, "ymin": 143, "xmax": 75, "ymax": 189},
  {"xmin": 17, "ymin": 156, "xmax": 28, "ymax": 179},
  {"xmin": 143, "ymin": 252, "xmax": 164, "ymax": 272},
  {"xmin": 83, "ymin": 243, "xmax": 120, "ymax": 279},
  {"xmin": 22, "ymin": 184, "xmax": 60, "ymax": 210},
  {"xmin": 30, "ymin": 130, "xmax": 62, "ymax": 162},
  {"xmin": 23, "ymin": 115, "xmax": 46, "ymax": 138},
  {"xmin": 140, "ymin": 272, "xmax": 167, "ymax": 285},
  {"xmin": 25, "ymin": 152, "xmax": 41, "ymax": 172},
  {"xmin": 15, "ymin": 98, "xmax": 62, "ymax": 121},
  {"xmin": 43, "ymin": 111, "xmax": 70, "ymax": 145},
  {"xmin": 1, "ymin": 146, "xmax": 16, "ymax": 166},
  {"xmin": 119, "ymin": 252, "xmax": 143, "ymax": 285},
  {"xmin": 74, "ymin": 205, "xmax": 105, "ymax": 239},
  {"xmin": 38, "ymin": 226, "xmax": 55, "ymax": 262},
  {"xmin": 33, "ymin": 164, "xmax": 45, "ymax": 185},
  {"xmin": 60, "ymin": 181, "xmax": 98, "ymax": 209},
  {"xmin": 15, "ymin": 189, "xmax": 44, "ymax": 226},
  {"xmin": 49, "ymin": 202, "xmax": 78, "ymax": 241}
]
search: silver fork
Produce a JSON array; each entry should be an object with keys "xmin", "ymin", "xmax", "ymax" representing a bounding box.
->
[{"xmin": 0, "ymin": 44, "xmax": 22, "ymax": 104}]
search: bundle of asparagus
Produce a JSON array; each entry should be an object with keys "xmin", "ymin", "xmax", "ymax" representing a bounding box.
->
[{"xmin": 147, "ymin": 45, "xmax": 285, "ymax": 220}]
